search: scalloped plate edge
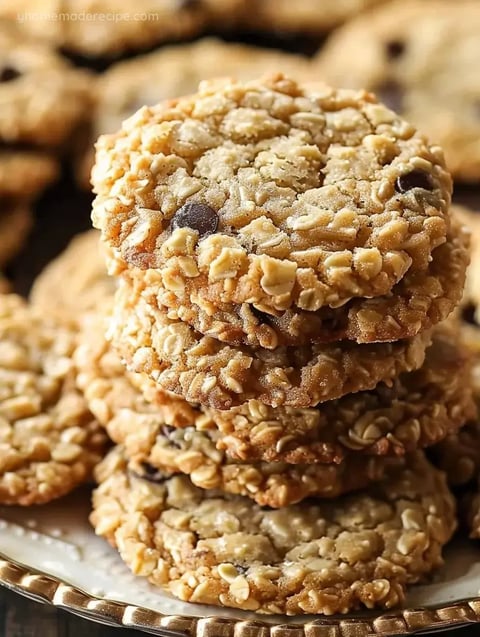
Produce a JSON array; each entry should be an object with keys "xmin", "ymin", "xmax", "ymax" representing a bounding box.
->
[{"xmin": 2, "ymin": 552, "xmax": 480, "ymax": 636}]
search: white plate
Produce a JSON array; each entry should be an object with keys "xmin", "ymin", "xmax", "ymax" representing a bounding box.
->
[{"xmin": 1, "ymin": 488, "xmax": 480, "ymax": 636}]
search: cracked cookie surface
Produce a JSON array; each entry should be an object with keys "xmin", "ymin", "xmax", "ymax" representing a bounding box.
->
[
  {"xmin": 91, "ymin": 446, "xmax": 456, "ymax": 615},
  {"xmin": 315, "ymin": 0, "xmax": 480, "ymax": 181},
  {"xmin": 0, "ymin": 295, "xmax": 107, "ymax": 505},
  {"xmin": 92, "ymin": 75, "xmax": 453, "ymax": 348},
  {"xmin": 79, "ymin": 39, "xmax": 310, "ymax": 189}
]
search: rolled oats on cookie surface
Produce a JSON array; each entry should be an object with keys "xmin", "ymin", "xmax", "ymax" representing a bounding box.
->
[{"xmin": 92, "ymin": 75, "xmax": 460, "ymax": 349}]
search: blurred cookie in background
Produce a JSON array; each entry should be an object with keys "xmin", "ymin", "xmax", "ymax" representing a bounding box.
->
[
  {"xmin": 0, "ymin": 21, "xmax": 93, "ymax": 209},
  {"xmin": 315, "ymin": 0, "xmax": 480, "ymax": 181},
  {"xmin": 0, "ymin": 0, "xmax": 209, "ymax": 58},
  {"xmin": 0, "ymin": 151, "xmax": 58, "ymax": 202},
  {"xmin": 0, "ymin": 203, "xmax": 32, "ymax": 268},
  {"xmin": 241, "ymin": 0, "xmax": 388, "ymax": 35},
  {"xmin": 0, "ymin": 22, "xmax": 92, "ymax": 147},
  {"xmin": 30, "ymin": 229, "xmax": 115, "ymax": 322}
]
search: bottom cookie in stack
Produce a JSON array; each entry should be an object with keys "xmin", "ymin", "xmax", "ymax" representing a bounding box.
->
[
  {"xmin": 91, "ymin": 446, "xmax": 456, "ymax": 615},
  {"xmin": 79, "ymin": 307, "xmax": 467, "ymax": 614}
]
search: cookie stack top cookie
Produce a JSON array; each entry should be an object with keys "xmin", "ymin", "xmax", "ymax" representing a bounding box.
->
[{"xmin": 91, "ymin": 74, "xmax": 467, "ymax": 409}]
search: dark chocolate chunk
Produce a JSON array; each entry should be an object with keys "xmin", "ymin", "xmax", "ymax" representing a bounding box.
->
[
  {"xmin": 395, "ymin": 170, "xmax": 434, "ymax": 193},
  {"xmin": 161, "ymin": 425, "xmax": 182, "ymax": 449},
  {"xmin": 0, "ymin": 66, "xmax": 21, "ymax": 83},
  {"xmin": 374, "ymin": 80, "xmax": 405, "ymax": 114},
  {"xmin": 131, "ymin": 462, "xmax": 168, "ymax": 484},
  {"xmin": 171, "ymin": 202, "xmax": 218, "ymax": 237},
  {"xmin": 385, "ymin": 39, "xmax": 406, "ymax": 59}
]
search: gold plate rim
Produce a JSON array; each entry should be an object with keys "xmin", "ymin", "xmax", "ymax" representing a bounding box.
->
[{"xmin": 2, "ymin": 552, "xmax": 480, "ymax": 636}]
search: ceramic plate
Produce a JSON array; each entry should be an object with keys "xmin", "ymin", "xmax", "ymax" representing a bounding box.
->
[{"xmin": 1, "ymin": 488, "xmax": 480, "ymax": 636}]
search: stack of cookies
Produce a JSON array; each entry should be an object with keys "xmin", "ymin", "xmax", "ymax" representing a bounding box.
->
[{"xmin": 83, "ymin": 75, "xmax": 473, "ymax": 615}]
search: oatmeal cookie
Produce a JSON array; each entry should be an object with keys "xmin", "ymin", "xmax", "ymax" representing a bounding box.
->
[
  {"xmin": 77, "ymin": 308, "xmax": 472, "ymax": 465},
  {"xmin": 76, "ymin": 317, "xmax": 407, "ymax": 506},
  {"xmin": 75, "ymin": 306, "xmax": 200, "ymax": 431},
  {"xmin": 430, "ymin": 421, "xmax": 480, "ymax": 488},
  {"xmin": 0, "ymin": 204, "xmax": 32, "ymax": 267},
  {"xmin": 78, "ymin": 39, "xmax": 310, "ymax": 189},
  {"xmin": 0, "ymin": 23, "xmax": 92, "ymax": 147},
  {"xmin": 126, "ymin": 435, "xmax": 405, "ymax": 508},
  {"xmin": 0, "ymin": 151, "xmax": 58, "ymax": 201},
  {"xmin": 315, "ymin": 0, "xmax": 480, "ymax": 181},
  {"xmin": 0, "ymin": 294, "xmax": 107, "ymax": 506},
  {"xmin": 203, "ymin": 323, "xmax": 475, "ymax": 463},
  {"xmin": 119, "ymin": 218, "xmax": 468, "ymax": 347},
  {"xmin": 2, "ymin": 0, "xmax": 208, "ymax": 58},
  {"xmin": 111, "ymin": 277, "xmax": 432, "ymax": 410},
  {"xmin": 92, "ymin": 76, "xmax": 453, "ymax": 347},
  {"xmin": 91, "ymin": 447, "xmax": 456, "ymax": 615},
  {"xmin": 30, "ymin": 230, "xmax": 116, "ymax": 322}
]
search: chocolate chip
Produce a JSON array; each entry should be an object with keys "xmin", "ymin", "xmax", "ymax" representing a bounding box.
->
[
  {"xmin": 132, "ymin": 462, "xmax": 167, "ymax": 484},
  {"xmin": 249, "ymin": 305, "xmax": 272, "ymax": 324},
  {"xmin": 374, "ymin": 80, "xmax": 405, "ymax": 114},
  {"xmin": 385, "ymin": 40, "xmax": 406, "ymax": 59},
  {"xmin": 395, "ymin": 170, "xmax": 434, "ymax": 193},
  {"xmin": 161, "ymin": 425, "xmax": 182, "ymax": 449},
  {"xmin": 0, "ymin": 66, "xmax": 21, "ymax": 83},
  {"xmin": 171, "ymin": 202, "xmax": 218, "ymax": 237}
]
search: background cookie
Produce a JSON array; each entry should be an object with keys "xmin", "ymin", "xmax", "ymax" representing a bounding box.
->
[
  {"xmin": 0, "ymin": 151, "xmax": 58, "ymax": 201},
  {"xmin": 0, "ymin": 294, "xmax": 107, "ymax": 505},
  {"xmin": 1, "ymin": 0, "xmax": 207, "ymax": 58},
  {"xmin": 91, "ymin": 447, "xmax": 456, "ymax": 615},
  {"xmin": 0, "ymin": 204, "xmax": 33, "ymax": 268},
  {"xmin": 315, "ymin": 0, "xmax": 480, "ymax": 181},
  {"xmin": 30, "ymin": 230, "xmax": 116, "ymax": 322},
  {"xmin": 0, "ymin": 23, "xmax": 92, "ymax": 147},
  {"xmin": 241, "ymin": 0, "xmax": 388, "ymax": 33}
]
